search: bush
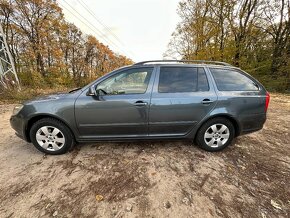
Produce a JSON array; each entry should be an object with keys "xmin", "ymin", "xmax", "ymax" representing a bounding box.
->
[
  {"xmin": 0, "ymin": 86, "xmax": 70, "ymax": 104},
  {"xmin": 247, "ymin": 64, "xmax": 290, "ymax": 93}
]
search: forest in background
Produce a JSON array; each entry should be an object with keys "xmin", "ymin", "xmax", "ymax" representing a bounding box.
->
[
  {"xmin": 0, "ymin": 0, "xmax": 289, "ymax": 96},
  {"xmin": 0, "ymin": 0, "xmax": 133, "ymax": 90},
  {"xmin": 165, "ymin": 0, "xmax": 290, "ymax": 92}
]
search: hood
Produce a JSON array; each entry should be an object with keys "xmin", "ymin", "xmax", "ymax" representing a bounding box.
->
[{"xmin": 23, "ymin": 92, "xmax": 70, "ymax": 104}]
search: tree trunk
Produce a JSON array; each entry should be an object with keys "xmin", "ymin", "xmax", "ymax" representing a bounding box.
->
[{"xmin": 36, "ymin": 52, "xmax": 45, "ymax": 76}]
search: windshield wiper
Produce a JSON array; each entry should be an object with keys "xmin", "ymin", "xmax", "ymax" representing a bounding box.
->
[{"xmin": 69, "ymin": 87, "xmax": 82, "ymax": 93}]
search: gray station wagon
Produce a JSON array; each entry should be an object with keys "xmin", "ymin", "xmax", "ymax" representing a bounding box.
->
[{"xmin": 10, "ymin": 60, "xmax": 270, "ymax": 155}]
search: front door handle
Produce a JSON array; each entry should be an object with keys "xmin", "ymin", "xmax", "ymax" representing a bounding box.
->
[
  {"xmin": 201, "ymin": 99, "xmax": 214, "ymax": 104},
  {"xmin": 134, "ymin": 101, "xmax": 148, "ymax": 106},
  {"xmin": 134, "ymin": 101, "xmax": 148, "ymax": 107}
]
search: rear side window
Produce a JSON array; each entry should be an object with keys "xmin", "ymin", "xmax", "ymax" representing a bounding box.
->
[
  {"xmin": 210, "ymin": 68, "xmax": 259, "ymax": 91},
  {"xmin": 158, "ymin": 67, "xmax": 209, "ymax": 93}
]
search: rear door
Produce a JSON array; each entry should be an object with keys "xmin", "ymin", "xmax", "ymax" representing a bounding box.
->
[{"xmin": 149, "ymin": 66, "xmax": 217, "ymax": 136}]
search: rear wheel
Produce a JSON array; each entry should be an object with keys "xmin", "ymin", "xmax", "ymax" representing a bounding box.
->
[
  {"xmin": 196, "ymin": 118, "xmax": 235, "ymax": 152},
  {"xmin": 30, "ymin": 118, "xmax": 74, "ymax": 155}
]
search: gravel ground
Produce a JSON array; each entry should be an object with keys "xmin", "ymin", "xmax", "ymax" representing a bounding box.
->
[{"xmin": 0, "ymin": 94, "xmax": 289, "ymax": 218}]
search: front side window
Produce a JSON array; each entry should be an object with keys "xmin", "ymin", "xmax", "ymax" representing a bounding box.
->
[
  {"xmin": 158, "ymin": 67, "xmax": 209, "ymax": 93},
  {"xmin": 210, "ymin": 68, "xmax": 259, "ymax": 91},
  {"xmin": 97, "ymin": 67, "xmax": 153, "ymax": 95}
]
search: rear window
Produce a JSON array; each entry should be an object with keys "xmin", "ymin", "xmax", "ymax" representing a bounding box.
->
[
  {"xmin": 210, "ymin": 68, "xmax": 259, "ymax": 91},
  {"xmin": 158, "ymin": 67, "xmax": 209, "ymax": 93}
]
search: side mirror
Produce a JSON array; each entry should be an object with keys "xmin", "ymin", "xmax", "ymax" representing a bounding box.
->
[{"xmin": 87, "ymin": 86, "xmax": 96, "ymax": 96}]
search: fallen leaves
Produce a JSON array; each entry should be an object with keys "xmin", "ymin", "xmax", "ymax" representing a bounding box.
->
[
  {"xmin": 95, "ymin": 194, "xmax": 104, "ymax": 202},
  {"xmin": 270, "ymin": 200, "xmax": 282, "ymax": 210}
]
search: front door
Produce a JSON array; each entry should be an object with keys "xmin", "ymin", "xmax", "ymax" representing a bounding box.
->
[
  {"xmin": 75, "ymin": 67, "xmax": 155, "ymax": 139},
  {"xmin": 149, "ymin": 66, "xmax": 217, "ymax": 136}
]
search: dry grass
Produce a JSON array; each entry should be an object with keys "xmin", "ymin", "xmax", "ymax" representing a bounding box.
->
[{"xmin": 0, "ymin": 87, "xmax": 71, "ymax": 104}]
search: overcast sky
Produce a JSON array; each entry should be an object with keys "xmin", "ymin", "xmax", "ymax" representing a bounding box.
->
[{"xmin": 58, "ymin": 0, "xmax": 181, "ymax": 62}]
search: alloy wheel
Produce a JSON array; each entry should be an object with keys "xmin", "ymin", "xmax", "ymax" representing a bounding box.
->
[
  {"xmin": 36, "ymin": 126, "xmax": 65, "ymax": 151},
  {"xmin": 204, "ymin": 124, "xmax": 230, "ymax": 148}
]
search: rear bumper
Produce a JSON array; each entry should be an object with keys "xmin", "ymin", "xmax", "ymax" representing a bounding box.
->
[
  {"xmin": 239, "ymin": 113, "xmax": 266, "ymax": 135},
  {"xmin": 10, "ymin": 115, "xmax": 28, "ymax": 141}
]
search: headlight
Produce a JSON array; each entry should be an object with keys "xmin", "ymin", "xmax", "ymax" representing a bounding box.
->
[{"xmin": 12, "ymin": 104, "xmax": 24, "ymax": 116}]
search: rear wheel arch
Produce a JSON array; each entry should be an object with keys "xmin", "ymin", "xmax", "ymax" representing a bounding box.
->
[
  {"xmin": 25, "ymin": 115, "xmax": 76, "ymax": 142},
  {"xmin": 195, "ymin": 114, "xmax": 241, "ymax": 140}
]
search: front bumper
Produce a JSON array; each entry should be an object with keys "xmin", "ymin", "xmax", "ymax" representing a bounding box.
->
[{"xmin": 10, "ymin": 115, "xmax": 28, "ymax": 141}]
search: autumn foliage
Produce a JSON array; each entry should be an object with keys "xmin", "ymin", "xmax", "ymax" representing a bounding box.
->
[
  {"xmin": 0, "ymin": 0, "xmax": 133, "ymax": 88},
  {"xmin": 165, "ymin": 0, "xmax": 290, "ymax": 92}
]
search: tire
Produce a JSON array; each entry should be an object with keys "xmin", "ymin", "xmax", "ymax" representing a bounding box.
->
[
  {"xmin": 29, "ymin": 118, "xmax": 74, "ymax": 155},
  {"xmin": 196, "ymin": 117, "xmax": 235, "ymax": 152}
]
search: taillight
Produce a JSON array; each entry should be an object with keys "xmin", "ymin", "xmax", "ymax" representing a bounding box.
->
[{"xmin": 265, "ymin": 92, "xmax": 270, "ymax": 112}]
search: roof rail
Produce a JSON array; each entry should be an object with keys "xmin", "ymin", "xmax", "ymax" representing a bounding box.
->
[{"xmin": 134, "ymin": 60, "xmax": 232, "ymax": 66}]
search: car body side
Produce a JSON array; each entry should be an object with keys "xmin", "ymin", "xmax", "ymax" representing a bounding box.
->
[{"xmin": 10, "ymin": 64, "xmax": 267, "ymax": 143}]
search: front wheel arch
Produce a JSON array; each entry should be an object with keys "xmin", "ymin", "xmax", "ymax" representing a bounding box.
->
[
  {"xmin": 29, "ymin": 117, "xmax": 75, "ymax": 154},
  {"xmin": 25, "ymin": 115, "xmax": 76, "ymax": 143}
]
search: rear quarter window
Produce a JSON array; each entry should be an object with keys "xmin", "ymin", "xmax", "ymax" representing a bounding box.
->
[{"xmin": 210, "ymin": 68, "xmax": 259, "ymax": 91}]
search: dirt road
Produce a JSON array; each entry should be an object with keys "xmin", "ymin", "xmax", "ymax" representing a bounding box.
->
[{"xmin": 0, "ymin": 94, "xmax": 289, "ymax": 218}]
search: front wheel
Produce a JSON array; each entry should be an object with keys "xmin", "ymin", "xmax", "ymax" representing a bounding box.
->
[
  {"xmin": 196, "ymin": 118, "xmax": 235, "ymax": 152},
  {"xmin": 30, "ymin": 118, "xmax": 74, "ymax": 155}
]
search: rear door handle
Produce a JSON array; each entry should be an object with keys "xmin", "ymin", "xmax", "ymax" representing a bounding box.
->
[
  {"xmin": 134, "ymin": 101, "xmax": 148, "ymax": 106},
  {"xmin": 201, "ymin": 99, "xmax": 213, "ymax": 104}
]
